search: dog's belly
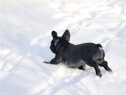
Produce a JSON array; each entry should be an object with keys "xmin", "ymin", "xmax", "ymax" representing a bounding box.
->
[{"xmin": 62, "ymin": 59, "xmax": 86, "ymax": 68}]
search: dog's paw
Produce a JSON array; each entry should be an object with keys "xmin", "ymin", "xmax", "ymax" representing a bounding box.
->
[
  {"xmin": 108, "ymin": 70, "xmax": 113, "ymax": 74},
  {"xmin": 97, "ymin": 72, "xmax": 102, "ymax": 78},
  {"xmin": 43, "ymin": 61, "xmax": 50, "ymax": 64}
]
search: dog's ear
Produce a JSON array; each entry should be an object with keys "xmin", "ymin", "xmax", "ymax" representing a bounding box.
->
[
  {"xmin": 62, "ymin": 29, "xmax": 70, "ymax": 41},
  {"xmin": 52, "ymin": 31, "xmax": 57, "ymax": 38}
]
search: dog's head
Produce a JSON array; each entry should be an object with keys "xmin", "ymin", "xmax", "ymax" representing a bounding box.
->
[{"xmin": 50, "ymin": 30, "xmax": 70, "ymax": 54}]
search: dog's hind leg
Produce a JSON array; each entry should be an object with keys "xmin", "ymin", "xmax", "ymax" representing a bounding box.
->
[
  {"xmin": 79, "ymin": 66, "xmax": 85, "ymax": 70},
  {"xmin": 79, "ymin": 64, "xmax": 86, "ymax": 70},
  {"xmin": 93, "ymin": 62, "xmax": 102, "ymax": 77},
  {"xmin": 99, "ymin": 61, "xmax": 112, "ymax": 73},
  {"xmin": 78, "ymin": 60, "xmax": 86, "ymax": 70}
]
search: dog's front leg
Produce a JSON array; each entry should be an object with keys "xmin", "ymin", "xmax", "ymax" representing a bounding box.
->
[
  {"xmin": 44, "ymin": 54, "xmax": 62, "ymax": 65},
  {"xmin": 50, "ymin": 54, "xmax": 62, "ymax": 65},
  {"xmin": 93, "ymin": 62, "xmax": 102, "ymax": 78}
]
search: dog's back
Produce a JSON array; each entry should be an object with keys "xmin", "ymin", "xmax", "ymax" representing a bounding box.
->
[{"xmin": 62, "ymin": 43, "xmax": 104, "ymax": 67}]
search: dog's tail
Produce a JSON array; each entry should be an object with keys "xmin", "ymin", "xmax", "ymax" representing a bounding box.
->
[{"xmin": 96, "ymin": 44, "xmax": 102, "ymax": 48}]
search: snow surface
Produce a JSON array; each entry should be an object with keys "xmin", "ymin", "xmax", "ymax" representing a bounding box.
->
[{"xmin": 0, "ymin": 0, "xmax": 126, "ymax": 95}]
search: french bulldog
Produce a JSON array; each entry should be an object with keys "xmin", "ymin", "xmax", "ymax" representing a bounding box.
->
[{"xmin": 44, "ymin": 30, "xmax": 112, "ymax": 77}]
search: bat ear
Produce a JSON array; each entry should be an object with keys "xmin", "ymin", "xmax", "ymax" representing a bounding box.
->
[
  {"xmin": 62, "ymin": 29, "xmax": 70, "ymax": 41},
  {"xmin": 52, "ymin": 31, "xmax": 57, "ymax": 38}
]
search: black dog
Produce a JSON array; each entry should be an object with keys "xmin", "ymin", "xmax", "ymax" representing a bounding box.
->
[{"xmin": 44, "ymin": 30, "xmax": 112, "ymax": 77}]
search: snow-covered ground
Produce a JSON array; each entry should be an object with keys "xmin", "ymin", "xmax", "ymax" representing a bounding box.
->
[{"xmin": 0, "ymin": 0, "xmax": 126, "ymax": 95}]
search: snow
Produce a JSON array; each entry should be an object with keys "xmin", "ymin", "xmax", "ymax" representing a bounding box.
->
[{"xmin": 0, "ymin": 0, "xmax": 126, "ymax": 95}]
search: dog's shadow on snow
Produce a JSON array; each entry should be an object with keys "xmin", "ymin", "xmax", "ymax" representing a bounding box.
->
[
  {"xmin": 47, "ymin": 68, "xmax": 106, "ymax": 95},
  {"xmin": 49, "ymin": 74, "xmax": 86, "ymax": 95}
]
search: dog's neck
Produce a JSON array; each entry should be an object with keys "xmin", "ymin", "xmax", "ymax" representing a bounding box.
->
[{"xmin": 55, "ymin": 41, "xmax": 70, "ymax": 54}]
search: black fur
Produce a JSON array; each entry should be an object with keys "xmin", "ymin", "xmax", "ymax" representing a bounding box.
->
[{"xmin": 44, "ymin": 30, "xmax": 112, "ymax": 77}]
